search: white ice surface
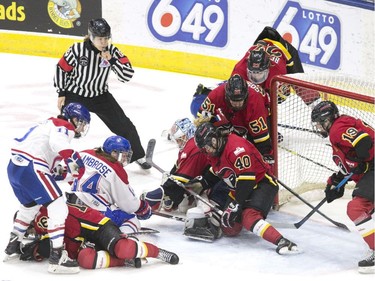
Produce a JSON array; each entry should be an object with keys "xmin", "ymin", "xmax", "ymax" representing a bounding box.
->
[{"xmin": 0, "ymin": 53, "xmax": 372, "ymax": 281}]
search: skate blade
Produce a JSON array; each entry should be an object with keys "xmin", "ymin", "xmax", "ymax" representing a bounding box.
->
[{"xmin": 3, "ymin": 253, "xmax": 20, "ymax": 262}]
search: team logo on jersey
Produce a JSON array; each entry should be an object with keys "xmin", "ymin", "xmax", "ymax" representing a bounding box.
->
[
  {"xmin": 273, "ymin": 1, "xmax": 341, "ymax": 70},
  {"xmin": 47, "ymin": 0, "xmax": 82, "ymax": 29},
  {"xmin": 147, "ymin": 0, "xmax": 228, "ymax": 47}
]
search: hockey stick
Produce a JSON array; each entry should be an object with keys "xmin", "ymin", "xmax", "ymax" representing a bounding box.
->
[
  {"xmin": 152, "ymin": 210, "xmax": 186, "ymax": 222},
  {"xmin": 277, "ymin": 123, "xmax": 316, "ymax": 134},
  {"xmin": 146, "ymin": 139, "xmax": 296, "ymax": 228},
  {"xmin": 278, "ymin": 145, "xmax": 336, "ymax": 172},
  {"xmin": 277, "ymin": 179, "xmax": 350, "ymax": 231},
  {"xmin": 293, "ymin": 173, "xmax": 353, "ymax": 229},
  {"xmin": 146, "ymin": 139, "xmax": 166, "ymax": 174}
]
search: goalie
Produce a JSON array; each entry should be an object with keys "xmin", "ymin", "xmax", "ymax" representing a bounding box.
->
[{"xmin": 142, "ymin": 118, "xmax": 230, "ymax": 242}]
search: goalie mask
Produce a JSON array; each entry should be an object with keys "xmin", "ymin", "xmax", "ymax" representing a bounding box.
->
[
  {"xmin": 225, "ymin": 74, "xmax": 249, "ymax": 111},
  {"xmin": 62, "ymin": 103, "xmax": 91, "ymax": 138},
  {"xmin": 170, "ymin": 118, "xmax": 196, "ymax": 150},
  {"xmin": 103, "ymin": 135, "xmax": 133, "ymax": 165},
  {"xmin": 194, "ymin": 122, "xmax": 226, "ymax": 157},
  {"xmin": 247, "ymin": 49, "xmax": 270, "ymax": 84},
  {"xmin": 311, "ymin": 101, "xmax": 339, "ymax": 138}
]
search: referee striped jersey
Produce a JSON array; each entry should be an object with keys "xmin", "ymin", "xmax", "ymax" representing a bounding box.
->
[{"xmin": 54, "ymin": 40, "xmax": 134, "ymax": 98}]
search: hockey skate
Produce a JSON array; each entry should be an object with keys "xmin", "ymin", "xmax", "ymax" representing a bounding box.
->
[
  {"xmin": 276, "ymin": 238, "xmax": 300, "ymax": 255},
  {"xmin": 358, "ymin": 250, "xmax": 374, "ymax": 274},
  {"xmin": 157, "ymin": 249, "xmax": 179, "ymax": 265},
  {"xmin": 48, "ymin": 247, "xmax": 80, "ymax": 274},
  {"xmin": 3, "ymin": 232, "xmax": 21, "ymax": 261}
]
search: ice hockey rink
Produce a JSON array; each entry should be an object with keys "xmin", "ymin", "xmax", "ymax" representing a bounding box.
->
[{"xmin": 0, "ymin": 53, "xmax": 372, "ymax": 280}]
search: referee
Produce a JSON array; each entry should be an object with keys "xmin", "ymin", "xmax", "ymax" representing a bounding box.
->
[{"xmin": 54, "ymin": 18, "xmax": 151, "ymax": 169}]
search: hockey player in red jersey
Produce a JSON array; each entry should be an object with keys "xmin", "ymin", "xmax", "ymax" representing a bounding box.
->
[
  {"xmin": 195, "ymin": 74, "xmax": 273, "ymax": 162},
  {"xmin": 311, "ymin": 101, "xmax": 374, "ymax": 274},
  {"xmin": 142, "ymin": 118, "xmax": 227, "ymax": 241},
  {"xmin": 231, "ymin": 26, "xmax": 320, "ymax": 106},
  {"xmin": 194, "ymin": 122, "xmax": 300, "ymax": 254},
  {"xmin": 18, "ymin": 203, "xmax": 179, "ymax": 269}
]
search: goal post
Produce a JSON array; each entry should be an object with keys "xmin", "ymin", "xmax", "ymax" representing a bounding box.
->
[{"xmin": 270, "ymin": 73, "xmax": 375, "ymax": 207}]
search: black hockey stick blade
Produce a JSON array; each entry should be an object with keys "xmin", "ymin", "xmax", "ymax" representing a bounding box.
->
[{"xmin": 145, "ymin": 139, "xmax": 156, "ymax": 164}]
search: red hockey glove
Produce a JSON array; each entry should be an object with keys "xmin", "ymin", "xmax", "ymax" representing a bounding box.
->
[
  {"xmin": 64, "ymin": 151, "xmax": 85, "ymax": 180},
  {"xmin": 135, "ymin": 200, "xmax": 152, "ymax": 220}
]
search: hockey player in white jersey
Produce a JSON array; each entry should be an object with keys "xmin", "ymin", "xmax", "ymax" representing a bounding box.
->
[
  {"xmin": 4, "ymin": 102, "xmax": 91, "ymax": 274},
  {"xmin": 67, "ymin": 135, "xmax": 152, "ymax": 234}
]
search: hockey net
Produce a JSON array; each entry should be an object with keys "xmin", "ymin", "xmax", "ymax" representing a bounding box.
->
[{"xmin": 270, "ymin": 73, "xmax": 375, "ymax": 207}]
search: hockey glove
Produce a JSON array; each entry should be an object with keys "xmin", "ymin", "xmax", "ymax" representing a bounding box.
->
[
  {"xmin": 263, "ymin": 154, "xmax": 275, "ymax": 165},
  {"xmin": 64, "ymin": 151, "xmax": 85, "ymax": 180},
  {"xmin": 325, "ymin": 172, "xmax": 346, "ymax": 203},
  {"xmin": 20, "ymin": 240, "xmax": 44, "ymax": 262},
  {"xmin": 345, "ymin": 159, "xmax": 369, "ymax": 175},
  {"xmin": 105, "ymin": 209, "xmax": 135, "ymax": 227},
  {"xmin": 52, "ymin": 164, "xmax": 67, "ymax": 181},
  {"xmin": 185, "ymin": 176, "xmax": 209, "ymax": 194},
  {"xmin": 277, "ymin": 84, "xmax": 291, "ymax": 104},
  {"xmin": 221, "ymin": 200, "xmax": 241, "ymax": 228},
  {"xmin": 135, "ymin": 200, "xmax": 152, "ymax": 220}
]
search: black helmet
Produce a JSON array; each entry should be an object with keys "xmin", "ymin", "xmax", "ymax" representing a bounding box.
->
[
  {"xmin": 225, "ymin": 74, "xmax": 248, "ymax": 110},
  {"xmin": 88, "ymin": 18, "xmax": 111, "ymax": 38},
  {"xmin": 194, "ymin": 122, "xmax": 225, "ymax": 157},
  {"xmin": 311, "ymin": 101, "xmax": 339, "ymax": 138},
  {"xmin": 247, "ymin": 49, "xmax": 270, "ymax": 84}
]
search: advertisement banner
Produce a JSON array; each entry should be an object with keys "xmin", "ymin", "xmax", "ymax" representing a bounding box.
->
[{"xmin": 0, "ymin": 0, "xmax": 102, "ymax": 36}]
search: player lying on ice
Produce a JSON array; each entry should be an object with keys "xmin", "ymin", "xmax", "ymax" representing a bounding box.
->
[{"xmin": 17, "ymin": 202, "xmax": 179, "ymax": 269}]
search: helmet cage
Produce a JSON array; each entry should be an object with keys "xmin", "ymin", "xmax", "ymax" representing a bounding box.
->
[
  {"xmin": 170, "ymin": 118, "xmax": 196, "ymax": 150},
  {"xmin": 247, "ymin": 49, "xmax": 270, "ymax": 84}
]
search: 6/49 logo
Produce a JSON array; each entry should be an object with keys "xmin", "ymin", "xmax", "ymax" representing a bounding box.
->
[
  {"xmin": 273, "ymin": 1, "xmax": 341, "ymax": 70},
  {"xmin": 147, "ymin": 0, "xmax": 228, "ymax": 47}
]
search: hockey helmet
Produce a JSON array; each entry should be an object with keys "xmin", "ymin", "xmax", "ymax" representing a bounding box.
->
[
  {"xmin": 247, "ymin": 49, "xmax": 270, "ymax": 84},
  {"xmin": 170, "ymin": 118, "xmax": 196, "ymax": 150},
  {"xmin": 62, "ymin": 103, "xmax": 91, "ymax": 138},
  {"xmin": 311, "ymin": 101, "xmax": 339, "ymax": 138},
  {"xmin": 225, "ymin": 74, "xmax": 248, "ymax": 111},
  {"xmin": 88, "ymin": 18, "xmax": 111, "ymax": 38},
  {"xmin": 194, "ymin": 122, "xmax": 225, "ymax": 157},
  {"xmin": 103, "ymin": 135, "xmax": 133, "ymax": 165}
]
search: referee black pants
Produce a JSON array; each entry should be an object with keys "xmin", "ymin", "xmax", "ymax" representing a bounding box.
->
[{"xmin": 64, "ymin": 92, "xmax": 145, "ymax": 162}]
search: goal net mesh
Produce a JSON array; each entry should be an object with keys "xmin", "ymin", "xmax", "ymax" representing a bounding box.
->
[{"xmin": 271, "ymin": 73, "xmax": 375, "ymax": 206}]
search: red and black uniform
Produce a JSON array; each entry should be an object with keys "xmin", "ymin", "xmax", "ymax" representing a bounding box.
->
[
  {"xmin": 33, "ymin": 203, "xmax": 160, "ymax": 269},
  {"xmin": 232, "ymin": 39, "xmax": 319, "ymax": 105},
  {"xmin": 328, "ymin": 115, "xmax": 374, "ymax": 251},
  {"xmin": 163, "ymin": 138, "xmax": 211, "ymax": 208},
  {"xmin": 199, "ymin": 82, "xmax": 272, "ymax": 156},
  {"xmin": 208, "ymin": 133, "xmax": 283, "ymax": 244}
]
